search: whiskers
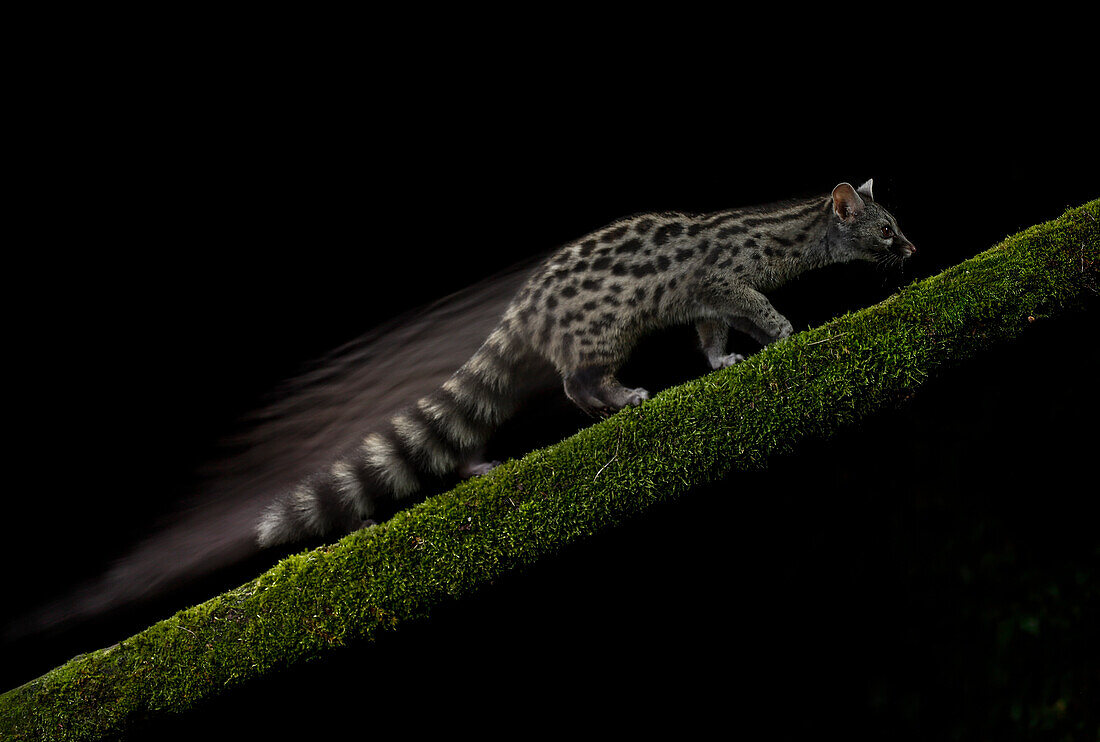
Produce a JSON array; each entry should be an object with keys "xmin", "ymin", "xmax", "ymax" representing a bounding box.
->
[{"xmin": 873, "ymin": 250, "xmax": 909, "ymax": 285}]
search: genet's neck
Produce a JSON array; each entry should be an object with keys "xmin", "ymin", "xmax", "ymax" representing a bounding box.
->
[{"xmin": 750, "ymin": 198, "xmax": 846, "ymax": 289}]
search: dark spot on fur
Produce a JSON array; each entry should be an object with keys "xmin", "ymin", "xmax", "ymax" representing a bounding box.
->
[
  {"xmin": 615, "ymin": 238, "xmax": 642, "ymax": 255},
  {"xmin": 653, "ymin": 222, "xmax": 684, "ymax": 246},
  {"xmin": 559, "ymin": 310, "xmax": 583, "ymax": 327},
  {"xmin": 702, "ymin": 213, "xmax": 740, "ymax": 232},
  {"xmin": 716, "ymin": 224, "xmax": 747, "ymax": 239},
  {"xmin": 743, "ymin": 216, "xmax": 780, "ymax": 228},
  {"xmin": 601, "ymin": 224, "xmax": 629, "ymax": 243},
  {"xmin": 656, "ymin": 255, "xmax": 671, "ymax": 270},
  {"xmin": 592, "ymin": 256, "xmax": 612, "ymax": 270},
  {"xmin": 581, "ymin": 277, "xmax": 603, "ymax": 290}
]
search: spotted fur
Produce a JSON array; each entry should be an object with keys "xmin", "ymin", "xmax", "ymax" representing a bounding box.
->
[{"xmin": 256, "ymin": 180, "xmax": 914, "ymax": 547}]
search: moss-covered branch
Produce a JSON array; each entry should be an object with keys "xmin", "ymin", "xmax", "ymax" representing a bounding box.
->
[{"xmin": 3, "ymin": 200, "xmax": 1097, "ymax": 741}]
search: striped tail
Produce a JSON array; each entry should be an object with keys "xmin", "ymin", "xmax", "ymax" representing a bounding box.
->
[{"xmin": 256, "ymin": 324, "xmax": 529, "ymax": 547}]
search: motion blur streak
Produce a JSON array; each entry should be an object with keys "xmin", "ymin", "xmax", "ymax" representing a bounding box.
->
[{"xmin": 3, "ymin": 255, "xmax": 548, "ymax": 644}]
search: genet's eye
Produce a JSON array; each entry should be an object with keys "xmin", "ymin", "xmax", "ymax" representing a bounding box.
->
[{"xmin": 881, "ymin": 225, "xmax": 894, "ymax": 239}]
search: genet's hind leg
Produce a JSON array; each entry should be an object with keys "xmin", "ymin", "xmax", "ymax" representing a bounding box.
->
[
  {"xmin": 561, "ymin": 371, "xmax": 606, "ymax": 416},
  {"xmin": 563, "ymin": 366, "xmax": 649, "ymax": 418}
]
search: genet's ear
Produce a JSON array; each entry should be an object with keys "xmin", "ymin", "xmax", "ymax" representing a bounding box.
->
[
  {"xmin": 831, "ymin": 182, "xmax": 865, "ymax": 224},
  {"xmin": 856, "ymin": 178, "xmax": 874, "ymax": 201}
]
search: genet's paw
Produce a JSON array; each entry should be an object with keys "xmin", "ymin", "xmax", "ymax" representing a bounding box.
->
[
  {"xmin": 711, "ymin": 352, "xmax": 745, "ymax": 369},
  {"xmin": 461, "ymin": 460, "xmax": 502, "ymax": 478},
  {"xmin": 589, "ymin": 387, "xmax": 649, "ymax": 418},
  {"xmin": 774, "ymin": 319, "xmax": 794, "ymax": 340}
]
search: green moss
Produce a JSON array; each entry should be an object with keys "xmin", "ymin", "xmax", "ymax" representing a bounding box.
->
[{"xmin": 2, "ymin": 200, "xmax": 1097, "ymax": 741}]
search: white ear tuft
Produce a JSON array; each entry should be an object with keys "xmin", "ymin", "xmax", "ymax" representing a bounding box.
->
[{"xmin": 857, "ymin": 179, "xmax": 874, "ymax": 201}]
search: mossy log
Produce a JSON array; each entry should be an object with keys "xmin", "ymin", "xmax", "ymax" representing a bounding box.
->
[{"xmin": 2, "ymin": 200, "xmax": 1097, "ymax": 741}]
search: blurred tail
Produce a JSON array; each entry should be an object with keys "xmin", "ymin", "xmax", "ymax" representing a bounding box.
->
[{"xmin": 256, "ymin": 324, "xmax": 530, "ymax": 547}]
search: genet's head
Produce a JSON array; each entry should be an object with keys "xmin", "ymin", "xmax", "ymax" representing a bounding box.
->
[{"xmin": 830, "ymin": 179, "xmax": 916, "ymax": 263}]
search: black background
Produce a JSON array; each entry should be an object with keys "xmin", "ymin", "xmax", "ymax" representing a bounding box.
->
[{"xmin": 3, "ymin": 21, "xmax": 1098, "ymax": 740}]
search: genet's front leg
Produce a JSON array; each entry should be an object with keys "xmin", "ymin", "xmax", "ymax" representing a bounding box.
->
[
  {"xmin": 696, "ymin": 319, "xmax": 745, "ymax": 369},
  {"xmin": 707, "ymin": 283, "xmax": 793, "ymax": 346}
]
